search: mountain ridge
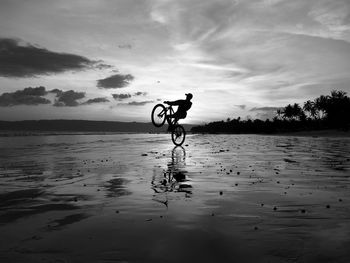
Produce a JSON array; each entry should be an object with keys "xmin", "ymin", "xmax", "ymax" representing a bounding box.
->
[{"xmin": 0, "ymin": 119, "xmax": 195, "ymax": 133}]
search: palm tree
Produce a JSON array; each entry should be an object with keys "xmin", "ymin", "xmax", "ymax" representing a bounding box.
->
[
  {"xmin": 303, "ymin": 100, "xmax": 316, "ymax": 119},
  {"xmin": 314, "ymin": 95, "xmax": 329, "ymax": 119},
  {"xmin": 282, "ymin": 104, "xmax": 294, "ymax": 120},
  {"xmin": 292, "ymin": 103, "xmax": 306, "ymax": 121},
  {"xmin": 276, "ymin": 108, "xmax": 283, "ymax": 120},
  {"xmin": 327, "ymin": 90, "xmax": 350, "ymax": 127},
  {"xmin": 330, "ymin": 90, "xmax": 347, "ymax": 99}
]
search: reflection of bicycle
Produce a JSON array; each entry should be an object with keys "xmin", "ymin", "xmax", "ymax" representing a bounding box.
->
[
  {"xmin": 151, "ymin": 146, "xmax": 191, "ymax": 198},
  {"xmin": 151, "ymin": 103, "xmax": 186, "ymax": 146}
]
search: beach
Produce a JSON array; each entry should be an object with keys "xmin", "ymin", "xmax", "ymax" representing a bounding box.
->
[{"xmin": 1, "ymin": 133, "xmax": 350, "ymax": 262}]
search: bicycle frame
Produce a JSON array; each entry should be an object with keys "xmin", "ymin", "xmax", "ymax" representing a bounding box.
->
[{"xmin": 164, "ymin": 105, "xmax": 178, "ymax": 126}]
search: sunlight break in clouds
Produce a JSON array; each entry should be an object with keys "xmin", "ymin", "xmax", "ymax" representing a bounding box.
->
[{"xmin": 0, "ymin": 0, "xmax": 350, "ymax": 122}]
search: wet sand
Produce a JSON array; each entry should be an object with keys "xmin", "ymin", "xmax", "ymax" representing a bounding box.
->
[
  {"xmin": 277, "ymin": 129, "xmax": 350, "ymax": 138},
  {"xmin": 1, "ymin": 134, "xmax": 350, "ymax": 263}
]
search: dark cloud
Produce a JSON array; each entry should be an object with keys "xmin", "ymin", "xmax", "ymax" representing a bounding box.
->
[
  {"xmin": 0, "ymin": 86, "xmax": 51, "ymax": 106},
  {"xmin": 134, "ymin": 92, "xmax": 147, "ymax": 96},
  {"xmin": 82, "ymin": 97, "xmax": 110, "ymax": 105},
  {"xmin": 0, "ymin": 38, "xmax": 100, "ymax": 78},
  {"xmin": 112, "ymin": 92, "xmax": 147, "ymax": 101},
  {"xmin": 53, "ymin": 90, "xmax": 85, "ymax": 107},
  {"xmin": 118, "ymin": 44, "xmax": 132, "ymax": 49},
  {"xmin": 97, "ymin": 74, "xmax": 134, "ymax": 89},
  {"xmin": 250, "ymin": 107, "xmax": 281, "ymax": 112},
  {"xmin": 94, "ymin": 61, "xmax": 113, "ymax": 70},
  {"xmin": 112, "ymin": 93, "xmax": 131, "ymax": 100},
  {"xmin": 127, "ymin": 100, "xmax": 154, "ymax": 106},
  {"xmin": 235, "ymin": 104, "xmax": 246, "ymax": 110},
  {"xmin": 49, "ymin": 88, "xmax": 63, "ymax": 96}
]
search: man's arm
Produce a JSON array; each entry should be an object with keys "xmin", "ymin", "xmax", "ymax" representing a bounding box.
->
[{"xmin": 164, "ymin": 100, "xmax": 184, "ymax": 106}]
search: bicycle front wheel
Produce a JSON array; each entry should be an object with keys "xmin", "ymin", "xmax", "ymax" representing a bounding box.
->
[
  {"xmin": 171, "ymin": 125, "xmax": 186, "ymax": 146},
  {"xmin": 151, "ymin": 104, "xmax": 166, "ymax": 127}
]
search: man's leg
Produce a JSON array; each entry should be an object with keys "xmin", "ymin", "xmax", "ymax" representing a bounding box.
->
[
  {"xmin": 167, "ymin": 113, "xmax": 180, "ymax": 132},
  {"xmin": 167, "ymin": 112, "xmax": 179, "ymax": 125}
]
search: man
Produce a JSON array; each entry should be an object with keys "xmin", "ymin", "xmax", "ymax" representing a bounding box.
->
[{"xmin": 164, "ymin": 93, "xmax": 193, "ymax": 126}]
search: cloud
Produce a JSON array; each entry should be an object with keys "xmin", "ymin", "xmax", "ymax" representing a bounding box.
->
[
  {"xmin": 254, "ymin": 112, "xmax": 276, "ymax": 120},
  {"xmin": 82, "ymin": 97, "xmax": 110, "ymax": 105},
  {"xmin": 125, "ymin": 100, "xmax": 154, "ymax": 106},
  {"xmin": 112, "ymin": 93, "xmax": 132, "ymax": 100},
  {"xmin": 250, "ymin": 107, "xmax": 281, "ymax": 112},
  {"xmin": 112, "ymin": 92, "xmax": 147, "ymax": 101},
  {"xmin": 53, "ymin": 90, "xmax": 85, "ymax": 107},
  {"xmin": 97, "ymin": 74, "xmax": 134, "ymax": 89},
  {"xmin": 94, "ymin": 61, "xmax": 114, "ymax": 70},
  {"xmin": 235, "ymin": 104, "xmax": 246, "ymax": 110},
  {"xmin": 49, "ymin": 89, "xmax": 63, "ymax": 96},
  {"xmin": 250, "ymin": 106, "xmax": 283, "ymax": 120},
  {"xmin": 0, "ymin": 38, "xmax": 100, "ymax": 78},
  {"xmin": 0, "ymin": 86, "xmax": 51, "ymax": 106},
  {"xmin": 249, "ymin": 106, "xmax": 283, "ymax": 120},
  {"xmin": 134, "ymin": 92, "xmax": 147, "ymax": 96},
  {"xmin": 308, "ymin": 1, "xmax": 350, "ymax": 39},
  {"xmin": 118, "ymin": 43, "xmax": 132, "ymax": 49},
  {"xmin": 0, "ymin": 86, "xmax": 113, "ymax": 108},
  {"xmin": 51, "ymin": 89, "xmax": 109, "ymax": 106}
]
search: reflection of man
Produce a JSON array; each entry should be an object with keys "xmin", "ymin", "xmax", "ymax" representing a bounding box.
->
[
  {"xmin": 164, "ymin": 93, "xmax": 193, "ymax": 125},
  {"xmin": 166, "ymin": 146, "xmax": 191, "ymax": 194}
]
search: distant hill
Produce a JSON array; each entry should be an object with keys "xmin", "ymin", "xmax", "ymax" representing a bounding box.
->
[{"xmin": 0, "ymin": 120, "xmax": 195, "ymax": 134}]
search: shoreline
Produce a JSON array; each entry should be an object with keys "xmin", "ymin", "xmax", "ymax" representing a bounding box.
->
[
  {"xmin": 192, "ymin": 129, "xmax": 350, "ymax": 138},
  {"xmin": 1, "ymin": 129, "xmax": 349, "ymax": 137}
]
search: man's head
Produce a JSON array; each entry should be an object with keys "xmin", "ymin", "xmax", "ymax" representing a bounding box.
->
[{"xmin": 185, "ymin": 93, "xmax": 193, "ymax": 100}]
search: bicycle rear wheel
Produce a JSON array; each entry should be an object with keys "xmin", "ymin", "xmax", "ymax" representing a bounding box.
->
[
  {"xmin": 171, "ymin": 125, "xmax": 186, "ymax": 146},
  {"xmin": 151, "ymin": 104, "xmax": 166, "ymax": 127}
]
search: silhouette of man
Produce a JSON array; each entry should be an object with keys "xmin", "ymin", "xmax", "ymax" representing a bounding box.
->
[{"xmin": 164, "ymin": 93, "xmax": 193, "ymax": 126}]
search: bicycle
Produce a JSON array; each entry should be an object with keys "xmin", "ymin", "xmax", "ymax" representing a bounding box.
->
[{"xmin": 151, "ymin": 103, "xmax": 186, "ymax": 146}]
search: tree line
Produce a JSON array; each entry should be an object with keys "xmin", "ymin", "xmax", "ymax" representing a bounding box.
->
[{"xmin": 191, "ymin": 90, "xmax": 350, "ymax": 134}]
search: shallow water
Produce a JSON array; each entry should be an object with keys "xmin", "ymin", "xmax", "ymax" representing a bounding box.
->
[{"xmin": 1, "ymin": 134, "xmax": 350, "ymax": 262}]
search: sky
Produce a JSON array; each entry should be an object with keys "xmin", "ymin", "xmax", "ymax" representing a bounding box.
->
[{"xmin": 1, "ymin": 0, "xmax": 350, "ymax": 124}]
